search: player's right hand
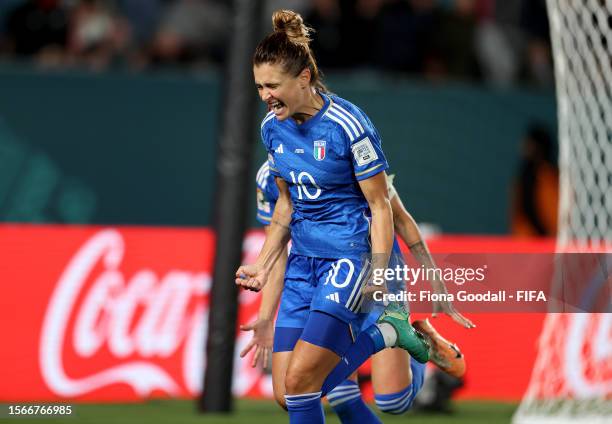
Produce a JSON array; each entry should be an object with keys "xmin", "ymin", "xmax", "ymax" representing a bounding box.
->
[
  {"xmin": 235, "ymin": 264, "xmax": 268, "ymax": 292},
  {"xmin": 239, "ymin": 317, "xmax": 274, "ymax": 369}
]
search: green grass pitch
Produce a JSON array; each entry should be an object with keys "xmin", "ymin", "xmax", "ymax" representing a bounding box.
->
[{"xmin": 8, "ymin": 399, "xmax": 517, "ymax": 424}]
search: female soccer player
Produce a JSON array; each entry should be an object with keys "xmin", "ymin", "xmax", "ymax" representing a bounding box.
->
[
  {"xmin": 236, "ymin": 10, "xmax": 447, "ymax": 423},
  {"xmin": 242, "ymin": 164, "xmax": 471, "ymax": 422}
]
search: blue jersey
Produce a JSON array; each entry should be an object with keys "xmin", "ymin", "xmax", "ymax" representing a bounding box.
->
[{"xmin": 261, "ymin": 93, "xmax": 389, "ymax": 258}]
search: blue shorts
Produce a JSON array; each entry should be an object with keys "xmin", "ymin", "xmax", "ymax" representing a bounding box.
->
[
  {"xmin": 279, "ymin": 254, "xmax": 369, "ymax": 324},
  {"xmin": 273, "ymin": 243, "xmax": 407, "ymax": 352}
]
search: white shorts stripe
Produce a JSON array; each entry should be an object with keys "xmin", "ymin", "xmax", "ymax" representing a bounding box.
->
[
  {"xmin": 353, "ymin": 291, "xmax": 365, "ymax": 313},
  {"xmin": 345, "ymin": 260, "xmax": 368, "ymax": 310},
  {"xmin": 346, "ymin": 260, "xmax": 371, "ymax": 312},
  {"xmin": 349, "ymin": 275, "xmax": 369, "ymax": 313}
]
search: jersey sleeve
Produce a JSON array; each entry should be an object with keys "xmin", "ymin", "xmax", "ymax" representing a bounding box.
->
[
  {"xmin": 327, "ymin": 101, "xmax": 389, "ymax": 181},
  {"xmin": 350, "ymin": 116, "xmax": 389, "ymax": 181},
  {"xmin": 351, "ymin": 134, "xmax": 388, "ymax": 180},
  {"xmin": 255, "ymin": 161, "xmax": 276, "ymax": 225},
  {"xmin": 260, "ymin": 112, "xmax": 281, "ymax": 177},
  {"xmin": 256, "ymin": 187, "xmax": 275, "ymax": 225}
]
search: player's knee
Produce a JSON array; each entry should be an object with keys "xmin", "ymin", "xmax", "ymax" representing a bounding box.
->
[
  {"xmin": 285, "ymin": 366, "xmax": 317, "ymax": 394},
  {"xmin": 284, "ymin": 369, "xmax": 308, "ymax": 394},
  {"xmin": 274, "ymin": 392, "xmax": 288, "ymax": 410},
  {"xmin": 374, "ymin": 385, "xmax": 415, "ymax": 415}
]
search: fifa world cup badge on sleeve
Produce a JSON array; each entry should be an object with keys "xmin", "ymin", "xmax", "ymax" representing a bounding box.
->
[{"xmin": 352, "ymin": 137, "xmax": 378, "ymax": 166}]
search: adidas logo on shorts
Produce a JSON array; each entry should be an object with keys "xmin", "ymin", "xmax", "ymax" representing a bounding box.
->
[{"xmin": 325, "ymin": 292, "xmax": 340, "ymax": 303}]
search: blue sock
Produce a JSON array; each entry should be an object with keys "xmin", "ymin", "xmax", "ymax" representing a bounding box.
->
[
  {"xmin": 374, "ymin": 358, "xmax": 426, "ymax": 415},
  {"xmin": 375, "ymin": 385, "xmax": 414, "ymax": 415},
  {"xmin": 285, "ymin": 392, "xmax": 324, "ymax": 424},
  {"xmin": 321, "ymin": 325, "xmax": 386, "ymax": 396},
  {"xmin": 409, "ymin": 357, "xmax": 426, "ymax": 394},
  {"xmin": 327, "ymin": 380, "xmax": 382, "ymax": 424}
]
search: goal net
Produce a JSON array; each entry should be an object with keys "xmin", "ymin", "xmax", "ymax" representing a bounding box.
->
[{"xmin": 513, "ymin": 1, "xmax": 611, "ymax": 423}]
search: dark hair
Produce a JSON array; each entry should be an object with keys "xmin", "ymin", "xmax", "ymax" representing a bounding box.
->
[{"xmin": 253, "ymin": 10, "xmax": 327, "ymax": 93}]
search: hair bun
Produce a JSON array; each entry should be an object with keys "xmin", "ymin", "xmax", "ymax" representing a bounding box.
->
[{"xmin": 272, "ymin": 10, "xmax": 312, "ymax": 46}]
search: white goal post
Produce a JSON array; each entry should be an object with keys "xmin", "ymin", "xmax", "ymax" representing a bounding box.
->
[{"xmin": 513, "ymin": 1, "xmax": 611, "ymax": 423}]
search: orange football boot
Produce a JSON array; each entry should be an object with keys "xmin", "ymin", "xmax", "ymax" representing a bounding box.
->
[{"xmin": 412, "ymin": 319, "xmax": 466, "ymax": 378}]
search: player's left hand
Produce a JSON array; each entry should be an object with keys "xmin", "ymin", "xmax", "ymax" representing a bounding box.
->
[
  {"xmin": 428, "ymin": 279, "xmax": 475, "ymax": 328},
  {"xmin": 239, "ymin": 317, "xmax": 274, "ymax": 369},
  {"xmin": 432, "ymin": 300, "xmax": 475, "ymax": 329}
]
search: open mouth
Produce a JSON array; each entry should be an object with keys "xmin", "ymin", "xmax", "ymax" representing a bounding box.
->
[{"xmin": 269, "ymin": 99, "xmax": 286, "ymax": 114}]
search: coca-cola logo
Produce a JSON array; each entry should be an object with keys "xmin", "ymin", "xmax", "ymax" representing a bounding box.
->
[
  {"xmin": 39, "ymin": 229, "xmax": 210, "ymax": 397},
  {"xmin": 39, "ymin": 228, "xmax": 274, "ymax": 400}
]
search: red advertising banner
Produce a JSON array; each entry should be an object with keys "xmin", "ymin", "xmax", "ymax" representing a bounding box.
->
[
  {"xmin": 0, "ymin": 225, "xmax": 557, "ymax": 402},
  {"xmin": 0, "ymin": 225, "xmax": 215, "ymax": 401}
]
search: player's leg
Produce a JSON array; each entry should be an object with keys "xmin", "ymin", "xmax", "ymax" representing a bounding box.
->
[
  {"xmin": 371, "ymin": 348, "xmax": 412, "ymax": 394},
  {"xmin": 284, "ymin": 331, "xmax": 345, "ymax": 424},
  {"xmin": 282, "ymin": 256, "xmax": 428, "ymax": 423},
  {"xmin": 371, "ymin": 348, "xmax": 425, "ymax": 415},
  {"xmin": 371, "ymin": 318, "xmax": 467, "ymax": 415},
  {"xmin": 280, "ymin": 349, "xmax": 383, "ymax": 423},
  {"xmin": 312, "ymin": 256, "xmax": 398, "ymax": 396},
  {"xmin": 353, "ymin": 296, "xmax": 420, "ymax": 416},
  {"xmin": 285, "ymin": 311, "xmax": 383, "ymax": 424},
  {"xmin": 326, "ymin": 371, "xmax": 382, "ymax": 424},
  {"xmin": 280, "ymin": 256, "xmax": 346, "ymax": 424},
  {"xmin": 270, "ymin": 254, "xmax": 382, "ymax": 421},
  {"xmin": 273, "ymin": 301, "xmax": 378, "ymax": 422},
  {"xmin": 317, "ymin": 307, "xmax": 429, "ymax": 397},
  {"xmin": 271, "ymin": 351, "xmax": 292, "ymax": 409},
  {"xmin": 271, "ymin": 254, "xmax": 316, "ymax": 410},
  {"xmin": 362, "ymin": 278, "xmax": 423, "ymax": 416},
  {"xmin": 284, "ymin": 256, "xmax": 380, "ymax": 424}
]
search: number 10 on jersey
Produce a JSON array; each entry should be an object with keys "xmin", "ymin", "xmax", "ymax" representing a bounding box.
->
[{"xmin": 289, "ymin": 170, "xmax": 321, "ymax": 200}]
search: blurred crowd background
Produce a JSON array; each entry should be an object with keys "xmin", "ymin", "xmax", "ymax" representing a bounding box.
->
[
  {"xmin": 0, "ymin": 0, "xmax": 559, "ymax": 236},
  {"xmin": 0, "ymin": 0, "xmax": 552, "ymax": 87}
]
